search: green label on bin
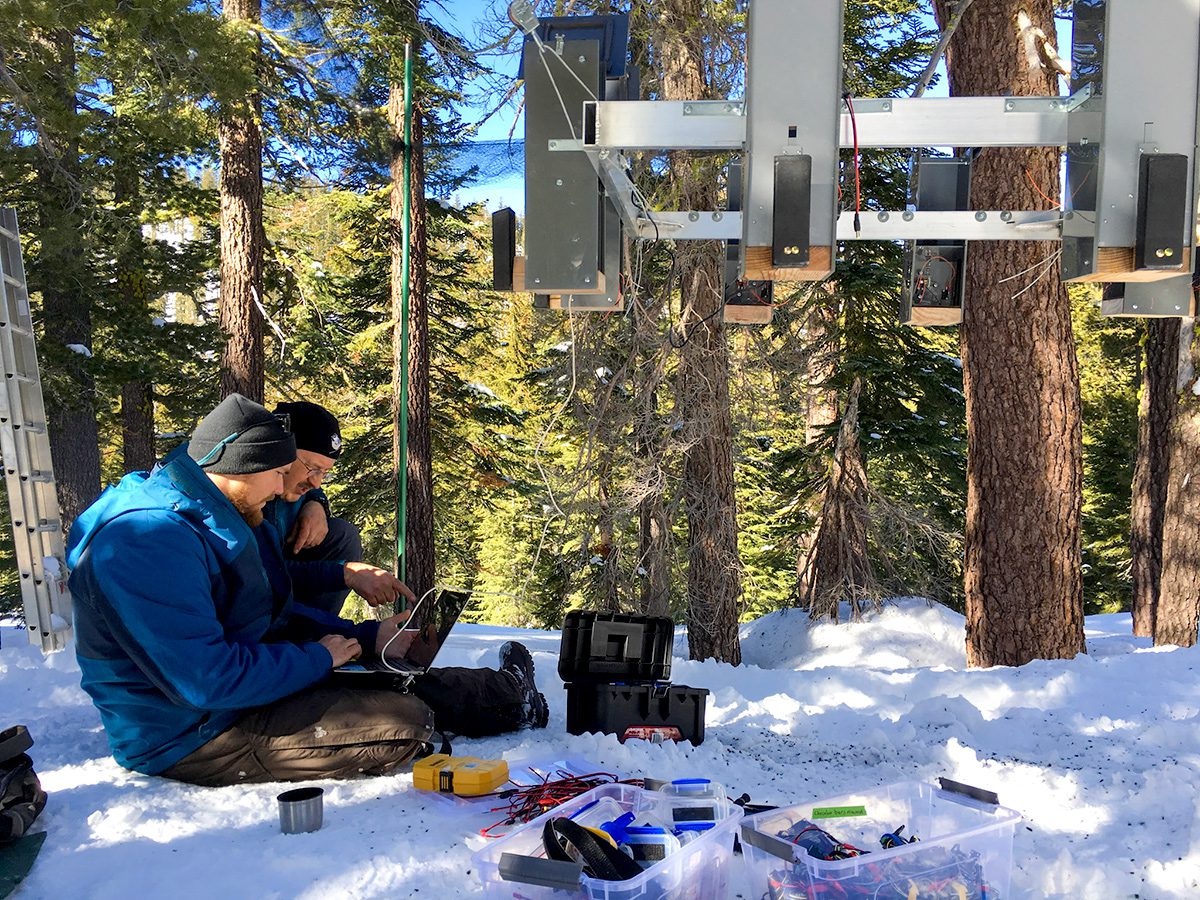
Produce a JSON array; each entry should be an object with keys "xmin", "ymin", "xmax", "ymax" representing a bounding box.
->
[{"xmin": 811, "ymin": 805, "xmax": 867, "ymax": 819}]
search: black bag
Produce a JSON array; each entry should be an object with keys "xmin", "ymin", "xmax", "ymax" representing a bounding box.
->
[{"xmin": 0, "ymin": 727, "xmax": 46, "ymax": 845}]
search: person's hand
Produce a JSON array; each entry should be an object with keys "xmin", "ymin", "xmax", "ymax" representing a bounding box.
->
[
  {"xmin": 376, "ymin": 615, "xmax": 439, "ymax": 667},
  {"xmin": 376, "ymin": 613, "xmax": 416, "ymax": 659},
  {"xmin": 343, "ymin": 562, "xmax": 417, "ymax": 608},
  {"xmin": 288, "ymin": 501, "xmax": 329, "ymax": 552},
  {"xmin": 318, "ymin": 635, "xmax": 361, "ymax": 667}
]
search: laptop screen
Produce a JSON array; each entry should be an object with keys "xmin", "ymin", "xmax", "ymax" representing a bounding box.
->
[{"xmin": 391, "ymin": 588, "xmax": 472, "ymax": 671}]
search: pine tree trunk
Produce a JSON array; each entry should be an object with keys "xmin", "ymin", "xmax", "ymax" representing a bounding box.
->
[
  {"xmin": 656, "ymin": 0, "xmax": 742, "ymax": 664},
  {"xmin": 389, "ymin": 84, "xmax": 435, "ymax": 600},
  {"xmin": 120, "ymin": 381, "xmax": 155, "ymax": 473},
  {"xmin": 34, "ymin": 28, "xmax": 101, "ymax": 529},
  {"xmin": 796, "ymin": 297, "xmax": 840, "ymax": 607},
  {"xmin": 933, "ymin": 0, "xmax": 1085, "ymax": 666},
  {"xmin": 1130, "ymin": 318, "xmax": 1181, "ymax": 637},
  {"xmin": 1156, "ymin": 319, "xmax": 1200, "ymax": 647},
  {"xmin": 805, "ymin": 302, "xmax": 840, "ymax": 445},
  {"xmin": 637, "ymin": 474, "xmax": 671, "ymax": 618},
  {"xmin": 218, "ymin": 0, "xmax": 264, "ymax": 403},
  {"xmin": 799, "ymin": 378, "xmax": 876, "ymax": 621},
  {"xmin": 114, "ymin": 146, "xmax": 156, "ymax": 474},
  {"xmin": 632, "ymin": 252, "xmax": 671, "ymax": 617},
  {"xmin": 597, "ymin": 460, "xmax": 620, "ymax": 613}
]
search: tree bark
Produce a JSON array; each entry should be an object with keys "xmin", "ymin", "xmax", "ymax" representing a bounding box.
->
[
  {"xmin": 597, "ymin": 460, "xmax": 620, "ymax": 613},
  {"xmin": 631, "ymin": 238, "xmax": 671, "ymax": 617},
  {"xmin": 933, "ymin": 0, "xmax": 1085, "ymax": 666},
  {"xmin": 1130, "ymin": 318, "xmax": 1180, "ymax": 637},
  {"xmin": 34, "ymin": 28, "xmax": 101, "ymax": 529},
  {"xmin": 795, "ymin": 296, "xmax": 840, "ymax": 607},
  {"xmin": 113, "ymin": 141, "xmax": 156, "ymax": 474},
  {"xmin": 218, "ymin": 0, "xmax": 265, "ymax": 403},
  {"xmin": 389, "ymin": 85, "xmax": 435, "ymax": 601},
  {"xmin": 1157, "ymin": 318, "xmax": 1200, "ymax": 647},
  {"xmin": 656, "ymin": 0, "xmax": 742, "ymax": 664},
  {"xmin": 799, "ymin": 378, "xmax": 876, "ymax": 622}
]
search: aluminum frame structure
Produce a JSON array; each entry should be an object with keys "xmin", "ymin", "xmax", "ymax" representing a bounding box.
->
[
  {"xmin": 512, "ymin": 0, "xmax": 1200, "ymax": 318},
  {"xmin": 0, "ymin": 209, "xmax": 72, "ymax": 652}
]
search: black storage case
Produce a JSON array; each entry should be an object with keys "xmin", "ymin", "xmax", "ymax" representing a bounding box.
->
[
  {"xmin": 565, "ymin": 682, "xmax": 708, "ymax": 746},
  {"xmin": 558, "ymin": 611, "xmax": 674, "ymax": 683}
]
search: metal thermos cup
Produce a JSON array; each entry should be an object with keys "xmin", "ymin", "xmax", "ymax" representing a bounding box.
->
[{"xmin": 277, "ymin": 786, "xmax": 324, "ymax": 834}]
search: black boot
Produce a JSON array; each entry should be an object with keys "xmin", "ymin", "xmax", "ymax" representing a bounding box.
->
[{"xmin": 499, "ymin": 641, "xmax": 550, "ymax": 729}]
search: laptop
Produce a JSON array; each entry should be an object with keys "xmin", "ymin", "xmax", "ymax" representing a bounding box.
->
[{"xmin": 328, "ymin": 588, "xmax": 472, "ymax": 690}]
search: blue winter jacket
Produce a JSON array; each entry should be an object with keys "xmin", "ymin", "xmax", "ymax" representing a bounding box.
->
[
  {"xmin": 263, "ymin": 488, "xmax": 327, "ymax": 549},
  {"xmin": 67, "ymin": 445, "xmax": 380, "ymax": 775}
]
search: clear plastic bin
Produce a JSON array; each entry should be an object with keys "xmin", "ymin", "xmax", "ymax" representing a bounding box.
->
[
  {"xmin": 740, "ymin": 780, "xmax": 1020, "ymax": 900},
  {"xmin": 473, "ymin": 781, "xmax": 744, "ymax": 900}
]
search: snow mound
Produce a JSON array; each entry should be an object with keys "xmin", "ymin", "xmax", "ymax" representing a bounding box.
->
[{"xmin": 737, "ymin": 598, "xmax": 967, "ymax": 670}]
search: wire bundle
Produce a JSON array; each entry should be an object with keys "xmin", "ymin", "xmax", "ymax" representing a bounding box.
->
[{"xmin": 479, "ymin": 770, "xmax": 644, "ymax": 838}]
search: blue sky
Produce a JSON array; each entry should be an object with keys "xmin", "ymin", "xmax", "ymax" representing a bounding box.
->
[{"xmin": 442, "ymin": 0, "xmax": 526, "ymax": 210}]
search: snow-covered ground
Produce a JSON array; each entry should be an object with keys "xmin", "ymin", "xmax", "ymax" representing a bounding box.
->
[{"xmin": 2, "ymin": 599, "xmax": 1198, "ymax": 899}]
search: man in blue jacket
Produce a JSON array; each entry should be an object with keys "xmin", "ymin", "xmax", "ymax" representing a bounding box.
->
[{"xmin": 68, "ymin": 394, "xmax": 548, "ymax": 787}]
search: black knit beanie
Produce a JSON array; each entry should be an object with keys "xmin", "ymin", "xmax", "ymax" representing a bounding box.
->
[
  {"xmin": 187, "ymin": 394, "xmax": 296, "ymax": 474},
  {"xmin": 273, "ymin": 401, "xmax": 341, "ymax": 460}
]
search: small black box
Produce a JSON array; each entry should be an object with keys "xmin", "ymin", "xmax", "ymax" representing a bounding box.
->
[
  {"xmin": 1136, "ymin": 153, "xmax": 1189, "ymax": 271},
  {"xmin": 772, "ymin": 154, "xmax": 812, "ymax": 267},
  {"xmin": 565, "ymin": 682, "xmax": 708, "ymax": 745},
  {"xmin": 492, "ymin": 207, "xmax": 517, "ymax": 290},
  {"xmin": 558, "ymin": 611, "xmax": 674, "ymax": 683}
]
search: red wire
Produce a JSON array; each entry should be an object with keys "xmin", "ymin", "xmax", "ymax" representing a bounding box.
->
[
  {"xmin": 845, "ymin": 95, "xmax": 861, "ymax": 223},
  {"xmin": 479, "ymin": 772, "xmax": 644, "ymax": 838},
  {"xmin": 1023, "ymin": 168, "xmax": 1060, "ymax": 209}
]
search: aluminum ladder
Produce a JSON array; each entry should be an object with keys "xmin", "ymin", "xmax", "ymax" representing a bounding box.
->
[{"xmin": 0, "ymin": 208, "xmax": 71, "ymax": 652}]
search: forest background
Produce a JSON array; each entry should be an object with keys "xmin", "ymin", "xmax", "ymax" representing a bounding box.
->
[{"xmin": 0, "ymin": 0, "xmax": 1167, "ymax": 659}]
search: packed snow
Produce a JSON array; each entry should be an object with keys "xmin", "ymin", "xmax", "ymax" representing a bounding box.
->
[{"xmin": 2, "ymin": 598, "xmax": 1199, "ymax": 899}]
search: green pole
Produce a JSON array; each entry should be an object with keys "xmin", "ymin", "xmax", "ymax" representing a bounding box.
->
[{"xmin": 396, "ymin": 42, "xmax": 413, "ymax": 586}]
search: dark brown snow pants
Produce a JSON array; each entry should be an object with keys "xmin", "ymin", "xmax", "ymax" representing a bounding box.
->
[{"xmin": 161, "ymin": 667, "xmax": 526, "ymax": 787}]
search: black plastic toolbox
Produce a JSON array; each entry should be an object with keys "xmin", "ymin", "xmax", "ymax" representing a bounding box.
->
[
  {"xmin": 558, "ymin": 611, "xmax": 674, "ymax": 683},
  {"xmin": 565, "ymin": 681, "xmax": 708, "ymax": 746}
]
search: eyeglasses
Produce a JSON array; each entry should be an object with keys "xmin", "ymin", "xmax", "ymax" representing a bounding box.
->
[{"xmin": 301, "ymin": 460, "xmax": 333, "ymax": 481}]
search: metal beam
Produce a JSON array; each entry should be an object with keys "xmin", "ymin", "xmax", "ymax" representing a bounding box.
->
[
  {"xmin": 840, "ymin": 210, "xmax": 1062, "ymax": 241},
  {"xmin": 586, "ymin": 100, "xmax": 745, "ymax": 150},
  {"xmin": 841, "ymin": 96, "xmax": 1073, "ymax": 148},
  {"xmin": 582, "ymin": 94, "xmax": 1080, "ymax": 153},
  {"xmin": 607, "ymin": 207, "xmax": 1064, "ymax": 242},
  {"xmin": 633, "ymin": 211, "xmax": 740, "ymax": 240}
]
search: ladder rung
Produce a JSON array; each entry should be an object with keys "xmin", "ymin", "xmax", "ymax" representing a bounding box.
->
[
  {"xmin": 20, "ymin": 423, "xmax": 45, "ymax": 433},
  {"xmin": 7, "ymin": 372, "xmax": 35, "ymax": 384},
  {"xmin": 34, "ymin": 523, "xmax": 60, "ymax": 533},
  {"xmin": 24, "ymin": 472, "xmax": 52, "ymax": 483},
  {"xmin": 1, "ymin": 323, "xmax": 33, "ymax": 338}
]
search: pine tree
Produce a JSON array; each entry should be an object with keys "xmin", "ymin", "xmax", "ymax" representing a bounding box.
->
[
  {"xmin": 1155, "ymin": 317, "xmax": 1200, "ymax": 647},
  {"xmin": 933, "ymin": 0, "xmax": 1085, "ymax": 666},
  {"xmin": 218, "ymin": 0, "xmax": 266, "ymax": 402},
  {"xmin": 1131, "ymin": 318, "xmax": 1181, "ymax": 636}
]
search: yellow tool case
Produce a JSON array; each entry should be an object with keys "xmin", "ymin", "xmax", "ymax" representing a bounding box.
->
[{"xmin": 413, "ymin": 754, "xmax": 510, "ymax": 797}]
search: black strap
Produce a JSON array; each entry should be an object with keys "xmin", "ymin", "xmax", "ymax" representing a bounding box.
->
[
  {"xmin": 415, "ymin": 731, "xmax": 453, "ymax": 761},
  {"xmin": 0, "ymin": 726, "xmax": 32, "ymax": 765},
  {"xmin": 434, "ymin": 731, "xmax": 452, "ymax": 756},
  {"xmin": 0, "ymin": 756, "xmax": 46, "ymax": 845},
  {"xmin": 542, "ymin": 818, "xmax": 643, "ymax": 882}
]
